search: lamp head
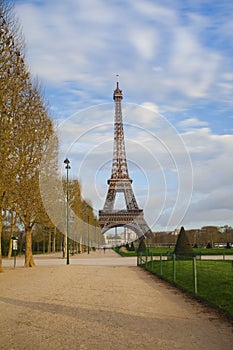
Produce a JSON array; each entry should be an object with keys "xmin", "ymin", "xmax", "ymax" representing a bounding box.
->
[{"xmin": 64, "ymin": 158, "xmax": 71, "ymax": 169}]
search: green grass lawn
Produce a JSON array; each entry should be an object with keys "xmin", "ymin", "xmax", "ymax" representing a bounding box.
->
[
  {"xmin": 193, "ymin": 248, "xmax": 233, "ymax": 255},
  {"xmin": 114, "ymin": 246, "xmax": 233, "ymax": 257},
  {"xmin": 149, "ymin": 247, "xmax": 233, "ymax": 255},
  {"xmin": 113, "ymin": 247, "xmax": 137, "ymax": 256},
  {"xmin": 142, "ymin": 258, "xmax": 233, "ymax": 318}
]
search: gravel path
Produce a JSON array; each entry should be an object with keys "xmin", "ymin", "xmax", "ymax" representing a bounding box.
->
[{"xmin": 0, "ymin": 250, "xmax": 232, "ymax": 349}]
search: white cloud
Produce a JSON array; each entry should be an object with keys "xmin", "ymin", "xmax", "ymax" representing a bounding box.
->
[
  {"xmin": 165, "ymin": 28, "xmax": 220, "ymax": 98},
  {"xmin": 179, "ymin": 118, "xmax": 209, "ymax": 128},
  {"xmin": 180, "ymin": 128, "xmax": 233, "ymax": 226},
  {"xmin": 128, "ymin": 27, "xmax": 158, "ymax": 60},
  {"xmin": 15, "ymin": 0, "xmax": 229, "ymax": 105},
  {"xmin": 140, "ymin": 102, "xmax": 160, "ymax": 114},
  {"xmin": 132, "ymin": 1, "xmax": 177, "ymax": 25}
]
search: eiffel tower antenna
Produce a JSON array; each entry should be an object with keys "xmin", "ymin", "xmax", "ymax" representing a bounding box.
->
[{"xmin": 99, "ymin": 81, "xmax": 152, "ymax": 239}]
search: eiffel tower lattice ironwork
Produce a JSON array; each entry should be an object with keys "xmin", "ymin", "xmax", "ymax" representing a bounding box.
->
[{"xmin": 99, "ymin": 80, "xmax": 152, "ymax": 238}]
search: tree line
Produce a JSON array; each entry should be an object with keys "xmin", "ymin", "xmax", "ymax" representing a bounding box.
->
[
  {"xmin": 0, "ymin": 0, "xmax": 101, "ymax": 271},
  {"xmin": 145, "ymin": 225, "xmax": 233, "ymax": 248},
  {"xmin": 0, "ymin": 0, "xmax": 53, "ymax": 269},
  {"xmin": 1, "ymin": 178, "xmax": 102, "ymax": 259}
]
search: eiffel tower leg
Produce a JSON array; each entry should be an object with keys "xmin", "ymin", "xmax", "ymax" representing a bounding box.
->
[{"xmin": 103, "ymin": 184, "xmax": 116, "ymax": 211}]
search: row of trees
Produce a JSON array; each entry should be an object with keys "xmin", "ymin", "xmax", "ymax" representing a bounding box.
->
[
  {"xmin": 0, "ymin": 0, "xmax": 57, "ymax": 270},
  {"xmin": 145, "ymin": 226, "xmax": 233, "ymax": 247},
  {"xmin": 1, "ymin": 178, "xmax": 102, "ymax": 259},
  {"xmin": 0, "ymin": 0, "xmax": 102, "ymax": 270}
]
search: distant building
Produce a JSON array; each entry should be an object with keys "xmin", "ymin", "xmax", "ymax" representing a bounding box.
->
[{"xmin": 171, "ymin": 228, "xmax": 180, "ymax": 236}]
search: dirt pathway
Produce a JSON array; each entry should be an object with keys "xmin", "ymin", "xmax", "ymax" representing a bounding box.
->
[{"xmin": 0, "ymin": 250, "xmax": 232, "ymax": 349}]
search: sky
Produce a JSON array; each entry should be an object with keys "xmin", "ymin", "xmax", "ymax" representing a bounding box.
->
[{"xmin": 13, "ymin": 0, "xmax": 233, "ymax": 232}]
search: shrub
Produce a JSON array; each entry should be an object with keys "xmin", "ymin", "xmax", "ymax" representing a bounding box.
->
[
  {"xmin": 174, "ymin": 226, "xmax": 195, "ymax": 258},
  {"xmin": 137, "ymin": 238, "xmax": 147, "ymax": 253}
]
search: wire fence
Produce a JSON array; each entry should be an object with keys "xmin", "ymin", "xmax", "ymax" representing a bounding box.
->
[{"xmin": 137, "ymin": 251, "xmax": 233, "ymax": 319}]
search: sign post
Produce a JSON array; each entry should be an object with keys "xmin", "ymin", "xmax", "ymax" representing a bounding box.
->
[{"xmin": 11, "ymin": 236, "xmax": 18, "ymax": 268}]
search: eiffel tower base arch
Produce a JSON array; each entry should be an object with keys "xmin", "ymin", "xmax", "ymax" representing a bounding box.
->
[{"xmin": 99, "ymin": 209, "xmax": 152, "ymax": 238}]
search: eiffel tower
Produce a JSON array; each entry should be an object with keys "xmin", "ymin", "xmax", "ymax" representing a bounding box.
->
[{"xmin": 99, "ymin": 79, "xmax": 152, "ymax": 239}]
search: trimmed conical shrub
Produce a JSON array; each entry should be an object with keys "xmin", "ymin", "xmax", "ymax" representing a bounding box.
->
[
  {"xmin": 137, "ymin": 237, "xmax": 147, "ymax": 253},
  {"xmin": 173, "ymin": 226, "xmax": 195, "ymax": 259}
]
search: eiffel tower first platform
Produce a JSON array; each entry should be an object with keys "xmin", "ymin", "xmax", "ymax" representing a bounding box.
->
[{"xmin": 98, "ymin": 79, "xmax": 152, "ymax": 239}]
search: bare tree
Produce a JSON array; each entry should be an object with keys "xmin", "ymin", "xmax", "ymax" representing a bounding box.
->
[
  {"xmin": 0, "ymin": 0, "xmax": 24, "ymax": 271},
  {"xmin": 0, "ymin": 0, "xmax": 56, "ymax": 269},
  {"xmin": 12, "ymin": 80, "xmax": 54, "ymax": 267}
]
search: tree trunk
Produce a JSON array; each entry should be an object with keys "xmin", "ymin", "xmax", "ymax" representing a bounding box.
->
[
  {"xmin": 8, "ymin": 238, "xmax": 13, "ymax": 259},
  {"xmin": 43, "ymin": 232, "xmax": 45, "ymax": 254},
  {"xmin": 52, "ymin": 226, "xmax": 56, "ymax": 253},
  {"xmin": 0, "ymin": 220, "xmax": 3, "ymax": 272},
  {"xmin": 24, "ymin": 227, "xmax": 35, "ymax": 267},
  {"xmin": 8, "ymin": 221, "xmax": 16, "ymax": 258},
  {"xmin": 47, "ymin": 228, "xmax": 51, "ymax": 253}
]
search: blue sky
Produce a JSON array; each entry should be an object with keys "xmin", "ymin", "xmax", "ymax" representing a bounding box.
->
[{"xmin": 14, "ymin": 0, "xmax": 233, "ymax": 231}]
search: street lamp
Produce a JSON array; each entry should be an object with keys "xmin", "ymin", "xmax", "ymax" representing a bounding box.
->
[
  {"xmin": 86, "ymin": 204, "xmax": 91, "ymax": 254},
  {"xmin": 94, "ymin": 217, "xmax": 97, "ymax": 250},
  {"xmin": 64, "ymin": 158, "xmax": 71, "ymax": 265}
]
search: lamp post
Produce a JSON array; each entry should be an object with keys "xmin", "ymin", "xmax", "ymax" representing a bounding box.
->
[
  {"xmin": 88, "ymin": 213, "xmax": 90, "ymax": 254},
  {"xmin": 94, "ymin": 218, "xmax": 97, "ymax": 250},
  {"xmin": 64, "ymin": 158, "xmax": 71, "ymax": 265},
  {"xmin": 86, "ymin": 204, "xmax": 91, "ymax": 254}
]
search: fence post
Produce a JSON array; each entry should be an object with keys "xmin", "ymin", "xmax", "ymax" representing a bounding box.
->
[
  {"xmin": 151, "ymin": 253, "xmax": 154, "ymax": 271},
  {"xmin": 193, "ymin": 257, "xmax": 197, "ymax": 295},
  {"xmin": 160, "ymin": 254, "xmax": 163, "ymax": 276},
  {"xmin": 173, "ymin": 254, "xmax": 176, "ymax": 282},
  {"xmin": 137, "ymin": 253, "xmax": 141, "ymax": 266}
]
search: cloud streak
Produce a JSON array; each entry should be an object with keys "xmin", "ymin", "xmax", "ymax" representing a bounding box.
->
[{"xmin": 16, "ymin": 0, "xmax": 232, "ymax": 105}]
